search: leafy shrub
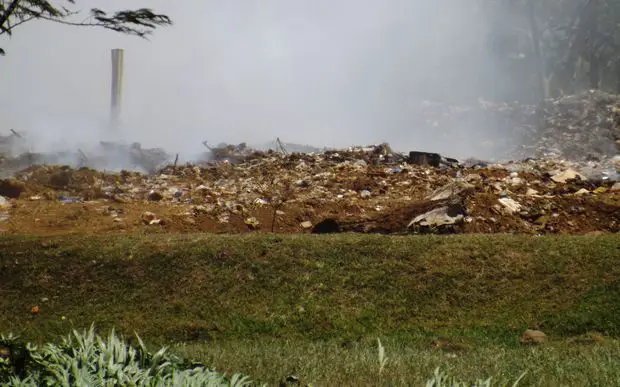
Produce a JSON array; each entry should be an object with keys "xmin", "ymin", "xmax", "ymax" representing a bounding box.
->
[{"xmin": 0, "ymin": 325, "xmax": 259, "ymax": 386}]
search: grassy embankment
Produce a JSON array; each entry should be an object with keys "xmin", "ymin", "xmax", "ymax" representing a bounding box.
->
[{"xmin": 1, "ymin": 233, "xmax": 619, "ymax": 385}]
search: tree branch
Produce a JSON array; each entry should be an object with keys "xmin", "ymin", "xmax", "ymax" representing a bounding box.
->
[
  {"xmin": 0, "ymin": 0, "xmax": 22, "ymax": 35},
  {"xmin": 1, "ymin": 2, "xmax": 171, "ymax": 55}
]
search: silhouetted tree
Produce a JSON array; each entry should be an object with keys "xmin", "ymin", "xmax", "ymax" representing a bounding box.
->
[
  {"xmin": 486, "ymin": 0, "xmax": 620, "ymax": 99},
  {"xmin": 0, "ymin": 0, "xmax": 171, "ymax": 56}
]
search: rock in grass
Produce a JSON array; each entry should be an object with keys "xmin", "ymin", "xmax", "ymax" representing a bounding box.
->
[{"xmin": 519, "ymin": 329, "xmax": 547, "ymax": 345}]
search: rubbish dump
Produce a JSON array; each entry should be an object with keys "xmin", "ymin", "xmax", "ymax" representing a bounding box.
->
[{"xmin": 0, "ymin": 90, "xmax": 618, "ymax": 236}]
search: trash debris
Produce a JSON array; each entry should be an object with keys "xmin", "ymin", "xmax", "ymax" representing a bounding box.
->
[
  {"xmin": 551, "ymin": 169, "xmax": 586, "ymax": 184},
  {"xmin": 244, "ymin": 217, "xmax": 260, "ymax": 230},
  {"xmin": 408, "ymin": 205, "xmax": 466, "ymax": 230},
  {"xmin": 0, "ymin": 101, "xmax": 618, "ymax": 239},
  {"xmin": 497, "ymin": 197, "xmax": 522, "ymax": 214},
  {"xmin": 0, "ymin": 143, "xmax": 617, "ymax": 236},
  {"xmin": 428, "ymin": 181, "xmax": 475, "ymax": 201},
  {"xmin": 148, "ymin": 190, "xmax": 164, "ymax": 201},
  {"xmin": 574, "ymin": 188, "xmax": 590, "ymax": 196},
  {"xmin": 526, "ymin": 188, "xmax": 539, "ymax": 196},
  {"xmin": 0, "ymin": 196, "xmax": 10, "ymax": 223},
  {"xmin": 57, "ymin": 195, "xmax": 80, "ymax": 204},
  {"xmin": 409, "ymin": 151, "xmax": 442, "ymax": 167},
  {"xmin": 141, "ymin": 211, "xmax": 163, "ymax": 226}
]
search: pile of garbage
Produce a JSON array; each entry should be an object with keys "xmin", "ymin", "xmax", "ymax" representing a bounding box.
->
[
  {"xmin": 2, "ymin": 89, "xmax": 620, "ymax": 175},
  {"xmin": 511, "ymin": 90, "xmax": 620, "ymax": 160},
  {"xmin": 0, "ymin": 89, "xmax": 619, "ymax": 236},
  {"xmin": 0, "ymin": 141, "xmax": 617, "ymax": 236},
  {"xmin": 411, "ymin": 90, "xmax": 620, "ymax": 162},
  {"xmin": 0, "ymin": 134, "xmax": 172, "ymax": 178}
]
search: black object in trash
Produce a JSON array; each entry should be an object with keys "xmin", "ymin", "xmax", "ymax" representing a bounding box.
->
[{"xmin": 408, "ymin": 151, "xmax": 442, "ymax": 167}]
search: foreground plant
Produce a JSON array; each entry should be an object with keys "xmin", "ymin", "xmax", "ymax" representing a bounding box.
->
[
  {"xmin": 0, "ymin": 325, "xmax": 258, "ymax": 386},
  {"xmin": 425, "ymin": 367, "xmax": 527, "ymax": 387}
]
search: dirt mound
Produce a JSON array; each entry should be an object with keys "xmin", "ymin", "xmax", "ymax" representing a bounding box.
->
[
  {"xmin": 1, "ymin": 90, "xmax": 619, "ymax": 236},
  {"xmin": 0, "ymin": 144, "xmax": 617, "ymax": 236}
]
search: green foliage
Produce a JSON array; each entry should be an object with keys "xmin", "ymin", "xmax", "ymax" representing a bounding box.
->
[
  {"xmin": 425, "ymin": 367, "xmax": 527, "ymax": 387},
  {"xmin": 0, "ymin": 325, "xmax": 256, "ymax": 386}
]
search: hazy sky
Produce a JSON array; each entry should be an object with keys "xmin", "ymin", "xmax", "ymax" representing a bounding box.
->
[{"xmin": 1, "ymin": 1, "xmax": 502, "ymax": 159}]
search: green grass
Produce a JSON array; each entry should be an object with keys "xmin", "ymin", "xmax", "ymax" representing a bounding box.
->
[
  {"xmin": 6, "ymin": 326, "xmax": 619, "ymax": 386},
  {"xmin": 1, "ymin": 234, "xmax": 619, "ymax": 344},
  {"xmin": 1, "ymin": 233, "xmax": 619, "ymax": 385},
  {"xmin": 173, "ymin": 336, "xmax": 620, "ymax": 386}
]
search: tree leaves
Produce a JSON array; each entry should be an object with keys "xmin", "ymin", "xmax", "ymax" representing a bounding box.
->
[
  {"xmin": 89, "ymin": 8, "xmax": 172, "ymax": 37},
  {"xmin": 0, "ymin": 0, "xmax": 171, "ymax": 56}
]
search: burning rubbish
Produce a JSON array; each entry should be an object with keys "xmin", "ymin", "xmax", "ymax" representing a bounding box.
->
[
  {"xmin": 0, "ymin": 90, "xmax": 618, "ymax": 236},
  {"xmin": 0, "ymin": 136, "xmax": 172, "ymax": 178},
  {"xmin": 0, "ymin": 138, "xmax": 616, "ymax": 236}
]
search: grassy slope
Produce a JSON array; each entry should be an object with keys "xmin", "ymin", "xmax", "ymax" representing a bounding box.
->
[
  {"xmin": 0, "ymin": 234, "xmax": 619, "ymax": 346},
  {"xmin": 173, "ymin": 337, "xmax": 620, "ymax": 386}
]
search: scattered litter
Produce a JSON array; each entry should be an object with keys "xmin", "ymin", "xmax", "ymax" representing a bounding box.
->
[
  {"xmin": 551, "ymin": 169, "xmax": 586, "ymax": 184},
  {"xmin": 574, "ymin": 188, "xmax": 590, "ymax": 196},
  {"xmin": 244, "ymin": 217, "xmax": 260, "ymax": 229},
  {"xmin": 498, "ymin": 197, "xmax": 522, "ymax": 214},
  {"xmin": 0, "ymin": 100, "xmax": 618, "ymax": 237},
  {"xmin": 428, "ymin": 181, "xmax": 475, "ymax": 201},
  {"xmin": 141, "ymin": 211, "xmax": 163, "ymax": 225},
  {"xmin": 57, "ymin": 195, "xmax": 80, "ymax": 204},
  {"xmin": 408, "ymin": 205, "xmax": 466, "ymax": 229}
]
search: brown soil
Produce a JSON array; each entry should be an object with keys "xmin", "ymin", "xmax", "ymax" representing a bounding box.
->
[{"xmin": 0, "ymin": 163, "xmax": 618, "ymax": 236}]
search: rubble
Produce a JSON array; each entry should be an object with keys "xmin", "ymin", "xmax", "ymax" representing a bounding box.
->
[
  {"xmin": 516, "ymin": 90, "xmax": 620, "ymax": 160},
  {"xmin": 0, "ymin": 91, "xmax": 618, "ymax": 236},
  {"xmin": 141, "ymin": 211, "xmax": 163, "ymax": 225},
  {"xmin": 551, "ymin": 168, "xmax": 585, "ymax": 184},
  {"xmin": 408, "ymin": 205, "xmax": 466, "ymax": 230},
  {"xmin": 244, "ymin": 217, "xmax": 260, "ymax": 229},
  {"xmin": 0, "ymin": 196, "xmax": 10, "ymax": 223},
  {"xmin": 497, "ymin": 197, "xmax": 522, "ymax": 214},
  {"xmin": 0, "ymin": 137, "xmax": 172, "ymax": 177},
  {"xmin": 0, "ymin": 140, "xmax": 615, "ymax": 236},
  {"xmin": 412, "ymin": 90, "xmax": 620, "ymax": 162},
  {"xmin": 428, "ymin": 181, "xmax": 475, "ymax": 201}
]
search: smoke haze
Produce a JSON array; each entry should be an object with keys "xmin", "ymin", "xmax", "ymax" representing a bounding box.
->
[{"xmin": 1, "ymin": 0, "xmax": 510, "ymax": 161}]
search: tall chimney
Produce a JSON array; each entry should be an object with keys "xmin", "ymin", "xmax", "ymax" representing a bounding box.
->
[{"xmin": 110, "ymin": 48, "xmax": 124, "ymax": 128}]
